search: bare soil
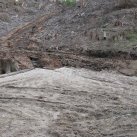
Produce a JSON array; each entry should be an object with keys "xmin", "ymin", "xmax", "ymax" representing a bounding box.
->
[{"xmin": 0, "ymin": 68, "xmax": 137, "ymax": 137}]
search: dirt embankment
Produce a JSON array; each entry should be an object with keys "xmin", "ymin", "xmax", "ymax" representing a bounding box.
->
[{"xmin": 0, "ymin": 68, "xmax": 137, "ymax": 137}]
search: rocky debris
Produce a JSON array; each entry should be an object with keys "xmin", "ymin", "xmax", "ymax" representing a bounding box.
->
[
  {"xmin": 0, "ymin": 58, "xmax": 18, "ymax": 74},
  {"xmin": 118, "ymin": 60, "xmax": 137, "ymax": 76}
]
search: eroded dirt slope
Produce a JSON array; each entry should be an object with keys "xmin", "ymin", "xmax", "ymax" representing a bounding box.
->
[{"xmin": 0, "ymin": 68, "xmax": 137, "ymax": 137}]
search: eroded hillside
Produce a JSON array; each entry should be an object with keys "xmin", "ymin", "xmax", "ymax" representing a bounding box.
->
[
  {"xmin": 0, "ymin": 0, "xmax": 137, "ymax": 75},
  {"xmin": 0, "ymin": 68, "xmax": 137, "ymax": 137},
  {"xmin": 0, "ymin": 1, "xmax": 137, "ymax": 137}
]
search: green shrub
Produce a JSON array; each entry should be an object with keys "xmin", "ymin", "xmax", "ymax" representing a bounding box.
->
[
  {"xmin": 126, "ymin": 32, "xmax": 137, "ymax": 42},
  {"xmin": 62, "ymin": 0, "xmax": 76, "ymax": 6}
]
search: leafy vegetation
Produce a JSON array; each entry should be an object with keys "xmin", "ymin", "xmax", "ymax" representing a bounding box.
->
[
  {"xmin": 62, "ymin": 0, "xmax": 76, "ymax": 6},
  {"xmin": 126, "ymin": 32, "xmax": 137, "ymax": 42}
]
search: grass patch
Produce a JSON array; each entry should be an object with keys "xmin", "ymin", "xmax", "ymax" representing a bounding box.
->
[
  {"xmin": 62, "ymin": 0, "xmax": 76, "ymax": 6},
  {"xmin": 126, "ymin": 32, "xmax": 137, "ymax": 42}
]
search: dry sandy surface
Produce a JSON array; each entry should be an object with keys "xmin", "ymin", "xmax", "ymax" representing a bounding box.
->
[{"xmin": 0, "ymin": 67, "xmax": 137, "ymax": 137}]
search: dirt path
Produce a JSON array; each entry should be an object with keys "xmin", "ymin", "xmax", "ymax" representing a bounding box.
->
[
  {"xmin": 0, "ymin": 68, "xmax": 137, "ymax": 137},
  {"xmin": 0, "ymin": 12, "xmax": 58, "ymax": 48}
]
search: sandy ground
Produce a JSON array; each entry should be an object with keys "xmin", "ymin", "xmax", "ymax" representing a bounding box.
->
[{"xmin": 0, "ymin": 67, "xmax": 137, "ymax": 137}]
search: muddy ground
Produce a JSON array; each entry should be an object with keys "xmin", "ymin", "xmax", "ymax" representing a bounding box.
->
[{"xmin": 0, "ymin": 68, "xmax": 137, "ymax": 137}]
